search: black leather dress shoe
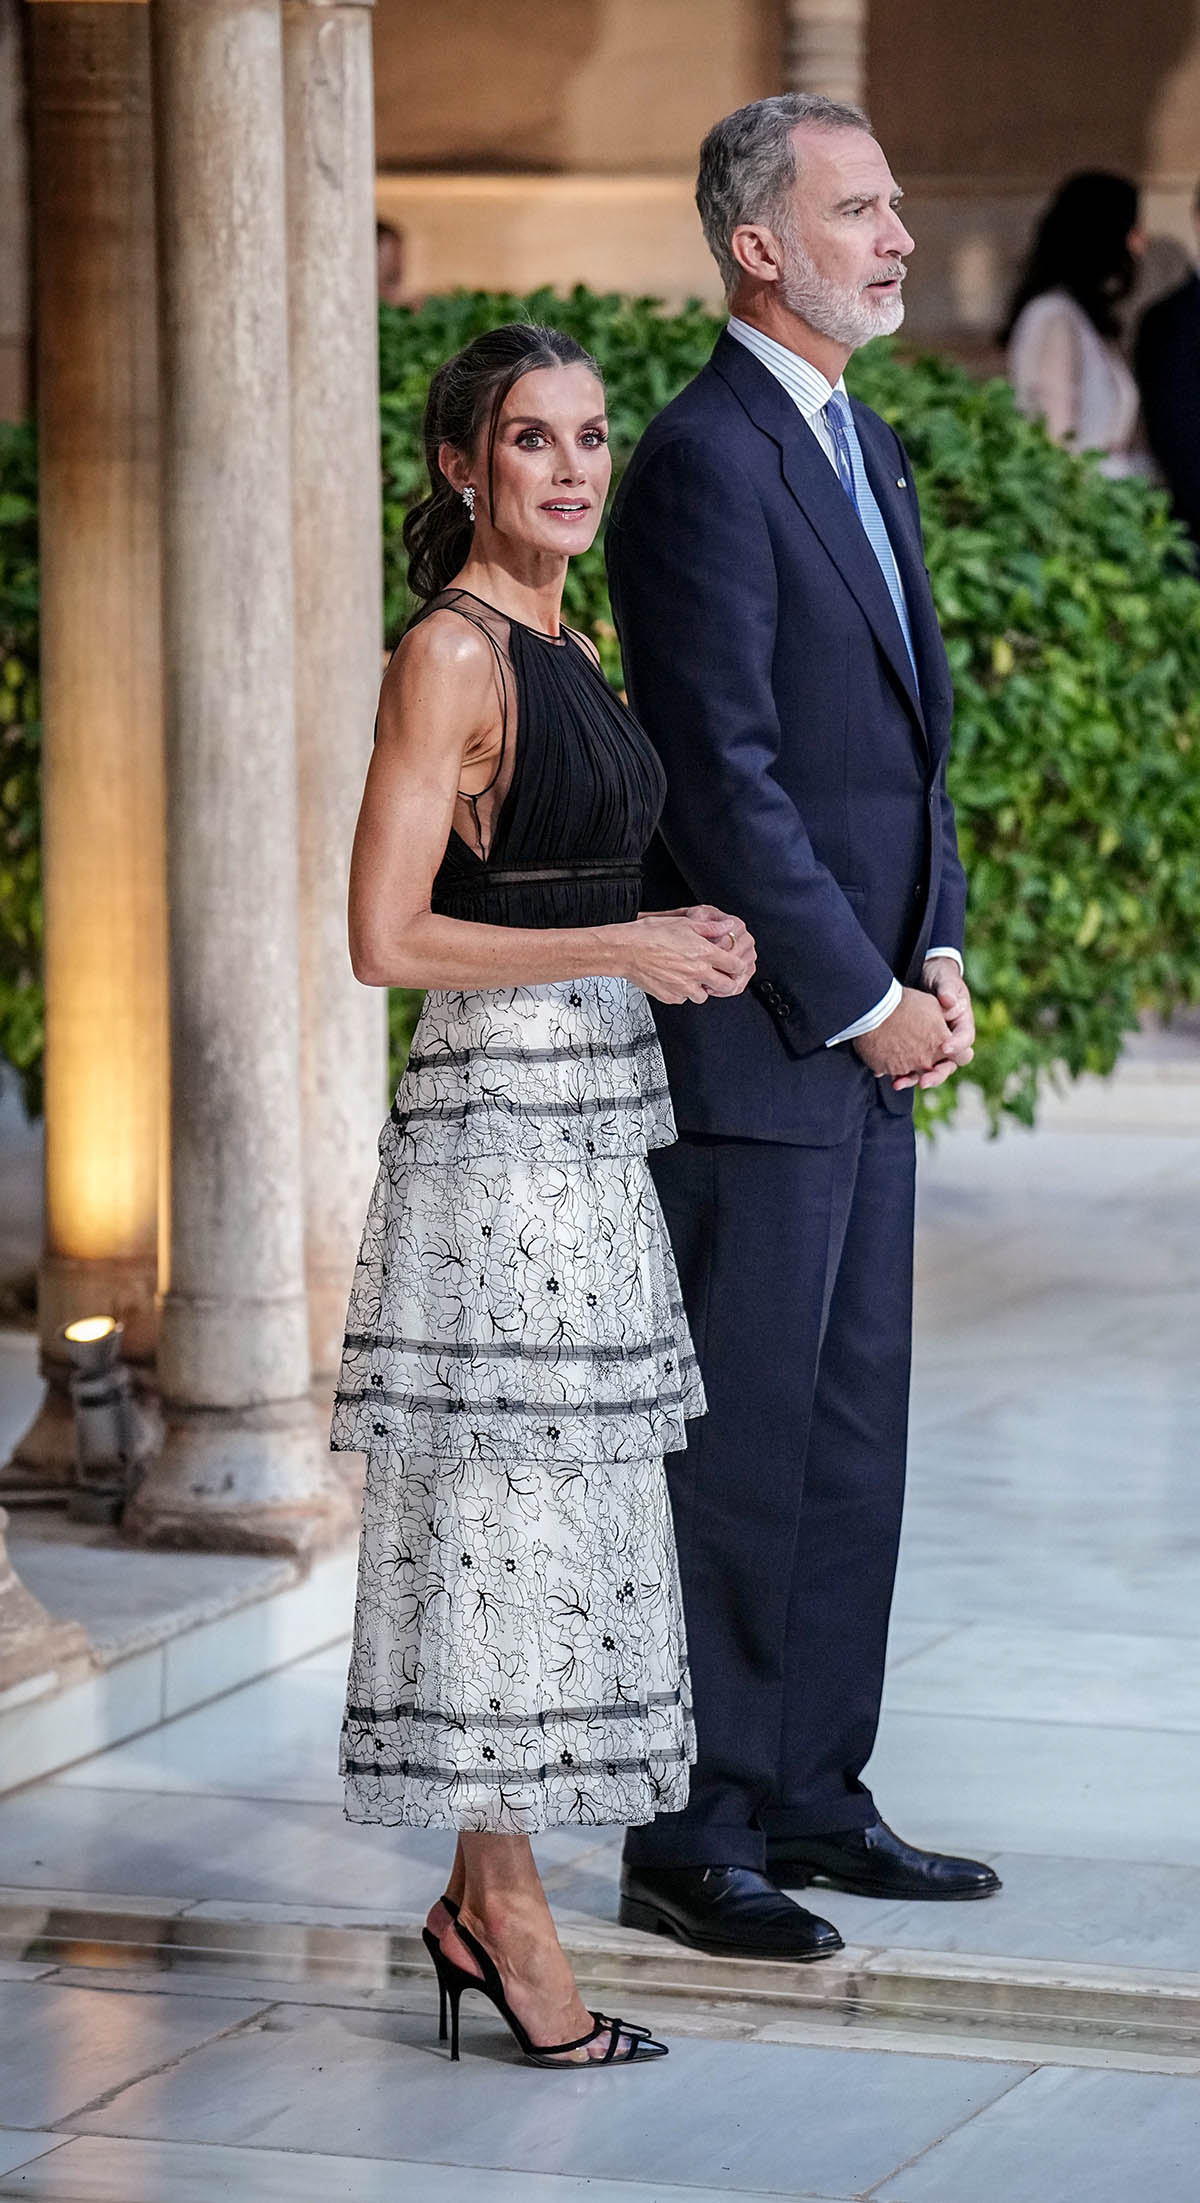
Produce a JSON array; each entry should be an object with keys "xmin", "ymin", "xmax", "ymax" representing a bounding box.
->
[
  {"xmin": 619, "ymin": 1864, "xmax": 844, "ymax": 1960},
  {"xmin": 767, "ymin": 1819, "xmax": 1001, "ymax": 1901}
]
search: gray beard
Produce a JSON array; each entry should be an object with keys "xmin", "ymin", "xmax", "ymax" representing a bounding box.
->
[{"xmin": 778, "ymin": 239, "xmax": 906, "ymax": 348}]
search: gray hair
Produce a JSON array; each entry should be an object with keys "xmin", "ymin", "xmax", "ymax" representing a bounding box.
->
[{"xmin": 697, "ymin": 92, "xmax": 872, "ymax": 300}]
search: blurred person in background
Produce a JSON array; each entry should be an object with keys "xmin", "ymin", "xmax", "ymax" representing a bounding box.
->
[
  {"xmin": 1135, "ymin": 180, "xmax": 1200, "ymax": 559},
  {"xmin": 1003, "ymin": 171, "xmax": 1151, "ymax": 478},
  {"xmin": 376, "ymin": 219, "xmax": 408, "ymax": 307}
]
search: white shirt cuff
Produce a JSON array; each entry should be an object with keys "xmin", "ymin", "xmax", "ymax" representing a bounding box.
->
[
  {"xmin": 925, "ymin": 946, "xmax": 963, "ymax": 972},
  {"xmin": 826, "ymin": 977, "xmax": 902, "ymax": 1047}
]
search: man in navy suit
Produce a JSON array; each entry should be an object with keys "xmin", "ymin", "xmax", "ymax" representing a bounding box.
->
[
  {"xmin": 607, "ymin": 92, "xmax": 1000, "ymax": 1961},
  {"xmin": 1136, "ymin": 181, "xmax": 1200, "ymax": 561}
]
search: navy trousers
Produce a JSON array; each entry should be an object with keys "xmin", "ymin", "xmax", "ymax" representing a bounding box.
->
[{"xmin": 625, "ymin": 1092, "xmax": 916, "ymax": 1872}]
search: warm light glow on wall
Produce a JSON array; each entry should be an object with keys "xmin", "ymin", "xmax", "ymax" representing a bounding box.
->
[
  {"xmin": 31, "ymin": 0, "xmax": 166, "ymax": 1349},
  {"xmin": 373, "ymin": 174, "xmax": 722, "ymax": 312},
  {"xmin": 39, "ymin": 575, "xmax": 166, "ymax": 1271}
]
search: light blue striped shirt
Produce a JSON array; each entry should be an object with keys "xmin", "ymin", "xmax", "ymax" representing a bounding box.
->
[{"xmin": 726, "ymin": 317, "xmax": 961, "ymax": 1046}]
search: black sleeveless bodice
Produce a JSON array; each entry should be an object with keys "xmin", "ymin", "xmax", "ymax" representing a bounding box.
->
[{"xmin": 415, "ymin": 588, "xmax": 667, "ymax": 931}]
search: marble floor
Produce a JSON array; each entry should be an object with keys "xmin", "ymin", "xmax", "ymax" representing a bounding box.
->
[
  {"xmin": 0, "ymin": 1104, "xmax": 1199, "ymax": 2195},
  {"xmin": 0, "ymin": 1959, "xmax": 1199, "ymax": 2202}
]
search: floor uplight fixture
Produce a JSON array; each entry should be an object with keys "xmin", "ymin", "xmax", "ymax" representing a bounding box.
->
[{"xmin": 59, "ymin": 1317, "xmax": 158, "ymax": 1523}]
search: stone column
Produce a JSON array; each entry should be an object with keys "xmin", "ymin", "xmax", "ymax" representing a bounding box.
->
[
  {"xmin": 282, "ymin": 0, "xmax": 386, "ymax": 1383},
  {"xmin": 8, "ymin": 0, "xmax": 167, "ymax": 1489},
  {"xmin": 0, "ymin": 1507, "xmax": 87, "ymax": 1692},
  {"xmin": 126, "ymin": 0, "xmax": 350, "ymax": 1556},
  {"xmin": 783, "ymin": 0, "xmax": 868, "ymax": 108}
]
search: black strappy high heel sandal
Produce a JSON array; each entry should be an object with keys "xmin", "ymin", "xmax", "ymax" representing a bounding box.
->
[{"xmin": 421, "ymin": 1900, "xmax": 667, "ymax": 2067}]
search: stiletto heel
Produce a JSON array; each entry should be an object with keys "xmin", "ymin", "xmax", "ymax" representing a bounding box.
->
[
  {"xmin": 421, "ymin": 1926, "xmax": 449, "ymax": 2042},
  {"xmin": 423, "ymin": 1925, "xmax": 468, "ymax": 2059},
  {"xmin": 422, "ymin": 1895, "xmax": 460, "ymax": 2044}
]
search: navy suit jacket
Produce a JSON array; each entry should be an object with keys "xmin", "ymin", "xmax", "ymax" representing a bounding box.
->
[
  {"xmin": 606, "ymin": 329, "xmax": 967, "ymax": 1145},
  {"xmin": 1136, "ymin": 275, "xmax": 1200, "ymax": 555}
]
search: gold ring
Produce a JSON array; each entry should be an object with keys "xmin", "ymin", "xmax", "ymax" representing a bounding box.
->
[{"xmin": 726, "ymin": 931, "xmax": 736, "ymax": 950}]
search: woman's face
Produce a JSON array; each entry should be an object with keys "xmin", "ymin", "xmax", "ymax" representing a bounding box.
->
[{"xmin": 447, "ymin": 363, "xmax": 611, "ymax": 562}]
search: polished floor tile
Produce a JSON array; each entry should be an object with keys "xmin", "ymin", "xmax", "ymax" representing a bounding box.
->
[
  {"xmin": 157, "ymin": 1547, "xmax": 356, "ymax": 1723},
  {"xmin": 877, "ymin": 2064, "xmax": 1200, "ymax": 2203},
  {"xmin": 0, "ymin": 1979, "xmax": 268, "ymax": 2128},
  {"xmin": 883, "ymin": 1621, "xmax": 1200, "ymax": 1731},
  {"xmin": 0, "ymin": 1787, "xmax": 610, "ymax": 1930},
  {"xmin": 11, "ymin": 1536, "xmax": 293, "ymax": 1667},
  {"xmin": 862, "ymin": 1710, "xmax": 1200, "ymax": 1866},
  {"xmin": 824, "ymin": 1852, "xmax": 1200, "ymax": 1971},
  {"xmin": 0, "ymin": 1784, "xmax": 448, "ymax": 1911},
  {"xmin": 292, "ymin": 1639, "xmax": 352, "ymax": 1677},
  {"xmin": 53, "ymin": 1667, "xmax": 346, "ymax": 1804},
  {"xmin": 881, "ymin": 1620, "xmax": 957, "ymax": 1671},
  {"xmin": 72, "ymin": 2013, "xmax": 1024, "ymax": 2195},
  {"xmin": 0, "ymin": 2132, "xmax": 828, "ymax": 2203},
  {"xmin": 0, "ymin": 2134, "xmax": 69, "ymax": 2181}
]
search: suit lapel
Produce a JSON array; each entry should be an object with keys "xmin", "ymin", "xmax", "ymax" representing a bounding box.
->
[{"xmin": 711, "ymin": 333, "xmax": 926, "ymax": 743}]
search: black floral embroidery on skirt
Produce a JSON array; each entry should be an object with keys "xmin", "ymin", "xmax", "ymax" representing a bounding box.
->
[{"xmin": 333, "ymin": 976, "xmax": 703, "ymax": 1832}]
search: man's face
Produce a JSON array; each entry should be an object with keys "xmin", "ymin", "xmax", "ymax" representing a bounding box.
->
[{"xmin": 776, "ymin": 125, "xmax": 915, "ymax": 350}]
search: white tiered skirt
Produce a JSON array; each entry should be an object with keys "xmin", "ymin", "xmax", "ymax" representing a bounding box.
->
[{"xmin": 332, "ymin": 976, "xmax": 703, "ymax": 1832}]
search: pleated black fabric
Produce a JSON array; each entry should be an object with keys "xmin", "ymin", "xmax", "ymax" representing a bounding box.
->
[{"xmin": 421, "ymin": 589, "xmax": 667, "ymax": 932}]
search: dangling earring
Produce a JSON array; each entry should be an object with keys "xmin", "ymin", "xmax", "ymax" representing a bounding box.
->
[{"xmin": 461, "ymin": 485, "xmax": 476, "ymax": 521}]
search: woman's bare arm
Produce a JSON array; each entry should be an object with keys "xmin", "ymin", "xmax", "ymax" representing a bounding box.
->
[{"xmin": 347, "ymin": 611, "xmax": 754, "ymax": 1003}]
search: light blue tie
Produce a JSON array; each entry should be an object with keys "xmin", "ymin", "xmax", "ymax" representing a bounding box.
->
[{"xmin": 823, "ymin": 387, "xmax": 918, "ymax": 686}]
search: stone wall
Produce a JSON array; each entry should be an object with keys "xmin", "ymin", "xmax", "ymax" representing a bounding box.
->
[
  {"xmin": 5, "ymin": 2, "xmax": 1198, "ymax": 413},
  {"xmin": 373, "ymin": 0, "xmax": 781, "ymax": 173},
  {"xmin": 371, "ymin": 0, "xmax": 1200, "ymax": 345}
]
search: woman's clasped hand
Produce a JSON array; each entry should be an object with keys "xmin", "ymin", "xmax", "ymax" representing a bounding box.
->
[{"xmin": 621, "ymin": 904, "xmax": 756, "ymax": 1003}]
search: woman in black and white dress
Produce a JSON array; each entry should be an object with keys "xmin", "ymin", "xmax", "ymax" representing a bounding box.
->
[{"xmin": 333, "ymin": 324, "xmax": 755, "ymax": 2066}]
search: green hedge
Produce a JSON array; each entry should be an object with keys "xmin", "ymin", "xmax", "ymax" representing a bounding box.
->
[
  {"xmin": 849, "ymin": 343, "xmax": 1200, "ymax": 1127},
  {"xmin": 5, "ymin": 290, "xmax": 1200, "ymax": 1129}
]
